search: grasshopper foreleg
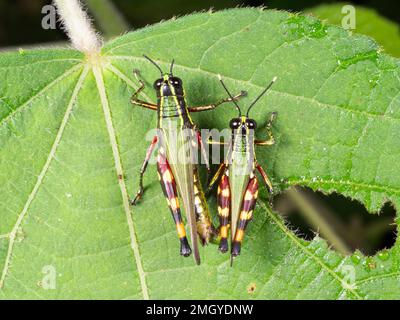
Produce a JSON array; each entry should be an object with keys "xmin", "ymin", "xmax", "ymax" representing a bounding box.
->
[
  {"xmin": 188, "ymin": 91, "xmax": 247, "ymax": 112},
  {"xmin": 130, "ymin": 69, "xmax": 158, "ymax": 111}
]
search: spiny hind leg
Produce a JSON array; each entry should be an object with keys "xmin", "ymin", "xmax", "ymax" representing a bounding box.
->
[
  {"xmin": 232, "ymin": 175, "xmax": 259, "ymax": 257},
  {"xmin": 217, "ymin": 173, "xmax": 231, "ymax": 253},
  {"xmin": 131, "ymin": 136, "xmax": 158, "ymax": 205},
  {"xmin": 157, "ymin": 152, "xmax": 191, "ymax": 257}
]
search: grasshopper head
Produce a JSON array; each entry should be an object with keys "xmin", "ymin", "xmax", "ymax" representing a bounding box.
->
[
  {"xmin": 143, "ymin": 55, "xmax": 184, "ymax": 98},
  {"xmin": 153, "ymin": 74, "xmax": 183, "ymax": 97},
  {"xmin": 219, "ymin": 74, "xmax": 277, "ymax": 132},
  {"xmin": 230, "ymin": 116, "xmax": 257, "ymax": 135}
]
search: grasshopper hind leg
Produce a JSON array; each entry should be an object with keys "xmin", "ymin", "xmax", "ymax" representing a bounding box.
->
[
  {"xmin": 217, "ymin": 173, "xmax": 231, "ymax": 253},
  {"xmin": 232, "ymin": 176, "xmax": 259, "ymax": 257},
  {"xmin": 157, "ymin": 152, "xmax": 192, "ymax": 257}
]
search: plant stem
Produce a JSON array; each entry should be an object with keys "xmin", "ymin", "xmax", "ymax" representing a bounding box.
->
[
  {"xmin": 287, "ymin": 186, "xmax": 352, "ymax": 255},
  {"xmin": 85, "ymin": 0, "xmax": 130, "ymax": 38},
  {"xmin": 53, "ymin": 0, "xmax": 102, "ymax": 54}
]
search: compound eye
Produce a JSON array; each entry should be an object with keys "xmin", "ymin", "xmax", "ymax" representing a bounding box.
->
[
  {"xmin": 247, "ymin": 119, "xmax": 257, "ymax": 129},
  {"xmin": 229, "ymin": 118, "xmax": 240, "ymax": 129},
  {"xmin": 153, "ymin": 79, "xmax": 163, "ymax": 89},
  {"xmin": 169, "ymin": 77, "xmax": 182, "ymax": 86}
]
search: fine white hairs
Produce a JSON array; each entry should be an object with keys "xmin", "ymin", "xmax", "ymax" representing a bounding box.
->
[{"xmin": 53, "ymin": 0, "xmax": 102, "ymax": 54}]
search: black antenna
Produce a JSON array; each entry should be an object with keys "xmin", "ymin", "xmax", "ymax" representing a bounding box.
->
[
  {"xmin": 218, "ymin": 75, "xmax": 242, "ymax": 117},
  {"xmin": 170, "ymin": 59, "xmax": 175, "ymax": 75},
  {"xmin": 246, "ymin": 76, "xmax": 277, "ymax": 117},
  {"xmin": 143, "ymin": 54, "xmax": 163, "ymax": 76}
]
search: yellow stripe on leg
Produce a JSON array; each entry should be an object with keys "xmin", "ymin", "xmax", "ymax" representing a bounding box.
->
[
  {"xmin": 218, "ymin": 207, "xmax": 229, "ymax": 217},
  {"xmin": 176, "ymin": 222, "xmax": 186, "ymax": 239},
  {"xmin": 169, "ymin": 197, "xmax": 179, "ymax": 211},
  {"xmin": 235, "ymin": 229, "xmax": 244, "ymax": 243},
  {"xmin": 220, "ymin": 226, "xmax": 228, "ymax": 238}
]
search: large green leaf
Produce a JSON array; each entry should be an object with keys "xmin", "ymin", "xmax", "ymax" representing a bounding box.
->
[
  {"xmin": 0, "ymin": 8, "xmax": 400, "ymax": 299},
  {"xmin": 306, "ymin": 3, "xmax": 400, "ymax": 57}
]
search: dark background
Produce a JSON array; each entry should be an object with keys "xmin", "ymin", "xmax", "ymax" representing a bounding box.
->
[{"xmin": 0, "ymin": 0, "xmax": 398, "ymax": 47}]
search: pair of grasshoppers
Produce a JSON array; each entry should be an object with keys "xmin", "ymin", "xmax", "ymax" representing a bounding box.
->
[{"xmin": 130, "ymin": 55, "xmax": 277, "ymax": 265}]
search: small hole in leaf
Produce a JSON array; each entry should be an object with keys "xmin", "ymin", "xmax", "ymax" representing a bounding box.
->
[{"xmin": 272, "ymin": 186, "xmax": 397, "ymax": 256}]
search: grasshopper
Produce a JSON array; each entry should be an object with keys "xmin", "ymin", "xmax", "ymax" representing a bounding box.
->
[
  {"xmin": 208, "ymin": 75, "xmax": 277, "ymax": 264},
  {"xmin": 130, "ymin": 55, "xmax": 245, "ymax": 264}
]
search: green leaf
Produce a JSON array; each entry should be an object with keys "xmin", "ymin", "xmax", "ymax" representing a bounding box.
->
[
  {"xmin": 1, "ymin": 8, "xmax": 400, "ymax": 299},
  {"xmin": 306, "ymin": 2, "xmax": 400, "ymax": 57}
]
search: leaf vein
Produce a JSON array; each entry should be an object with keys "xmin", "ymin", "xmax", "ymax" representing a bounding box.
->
[
  {"xmin": 0, "ymin": 65, "xmax": 88, "ymax": 289},
  {"xmin": 103, "ymin": 14, "xmax": 212, "ymax": 54},
  {"xmin": 92, "ymin": 66, "xmax": 149, "ymax": 300},
  {"xmin": 198, "ymin": 12, "xmax": 262, "ymax": 67},
  {"xmin": 258, "ymin": 200, "xmax": 364, "ymax": 299},
  {"xmin": 0, "ymin": 63, "xmax": 83, "ymax": 127}
]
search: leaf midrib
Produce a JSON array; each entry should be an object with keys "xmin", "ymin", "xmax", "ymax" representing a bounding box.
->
[
  {"xmin": 92, "ymin": 66, "xmax": 149, "ymax": 300},
  {"xmin": 106, "ymin": 55, "xmax": 397, "ymax": 122},
  {"xmin": 104, "ymin": 55, "xmax": 399, "ymax": 203}
]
